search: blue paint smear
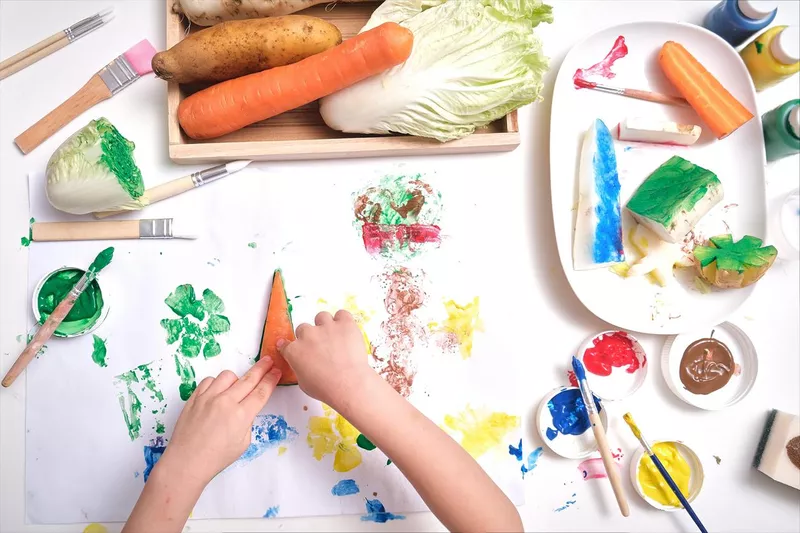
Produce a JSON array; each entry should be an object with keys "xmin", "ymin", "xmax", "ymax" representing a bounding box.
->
[
  {"xmin": 263, "ymin": 506, "xmax": 280, "ymax": 518},
  {"xmin": 555, "ymin": 493, "xmax": 577, "ymax": 512},
  {"xmin": 237, "ymin": 414, "xmax": 298, "ymax": 463},
  {"xmin": 361, "ymin": 499, "xmax": 405, "ymax": 522},
  {"xmin": 623, "ymin": 146, "xmax": 634, "ymax": 152},
  {"xmin": 546, "ymin": 388, "xmax": 602, "ymax": 440},
  {"xmin": 143, "ymin": 445, "xmax": 166, "ymax": 483},
  {"xmin": 591, "ymin": 119, "xmax": 624, "ymax": 264},
  {"xmin": 332, "ymin": 479, "xmax": 360, "ymax": 496},
  {"xmin": 508, "ymin": 439, "xmax": 523, "ymax": 461},
  {"xmin": 133, "ymin": 471, "xmax": 140, "ymax": 479},
  {"xmin": 522, "ymin": 447, "xmax": 543, "ymax": 478}
]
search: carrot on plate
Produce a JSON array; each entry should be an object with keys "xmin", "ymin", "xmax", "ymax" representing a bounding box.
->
[
  {"xmin": 658, "ymin": 41, "xmax": 753, "ymax": 140},
  {"xmin": 178, "ymin": 22, "xmax": 414, "ymax": 140}
]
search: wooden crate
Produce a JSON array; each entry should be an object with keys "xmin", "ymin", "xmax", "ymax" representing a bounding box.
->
[{"xmin": 165, "ymin": 1, "xmax": 520, "ymax": 164}]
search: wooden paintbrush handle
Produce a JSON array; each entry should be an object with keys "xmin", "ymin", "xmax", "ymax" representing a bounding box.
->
[
  {"xmin": 0, "ymin": 37, "xmax": 69, "ymax": 80},
  {"xmin": 94, "ymin": 176, "xmax": 195, "ymax": 218},
  {"xmin": 623, "ymin": 88, "xmax": 689, "ymax": 107},
  {"xmin": 14, "ymin": 74, "xmax": 111, "ymax": 154},
  {"xmin": 0, "ymin": 31, "xmax": 64, "ymax": 71},
  {"xmin": 590, "ymin": 412, "xmax": 630, "ymax": 517},
  {"xmin": 32, "ymin": 220, "xmax": 140, "ymax": 241},
  {"xmin": 1, "ymin": 292, "xmax": 77, "ymax": 387}
]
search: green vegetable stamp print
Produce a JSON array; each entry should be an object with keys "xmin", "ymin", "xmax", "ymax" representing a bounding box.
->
[
  {"xmin": 114, "ymin": 362, "xmax": 166, "ymax": 441},
  {"xmin": 160, "ymin": 285, "xmax": 230, "ymax": 359}
]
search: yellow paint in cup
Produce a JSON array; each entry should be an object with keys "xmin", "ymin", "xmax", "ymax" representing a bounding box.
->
[{"xmin": 637, "ymin": 441, "xmax": 692, "ymax": 507}]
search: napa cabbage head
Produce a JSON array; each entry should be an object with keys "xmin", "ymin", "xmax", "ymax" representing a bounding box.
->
[
  {"xmin": 320, "ymin": 0, "xmax": 553, "ymax": 142},
  {"xmin": 46, "ymin": 118, "xmax": 148, "ymax": 215}
]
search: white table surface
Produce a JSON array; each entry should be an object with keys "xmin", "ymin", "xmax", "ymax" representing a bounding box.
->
[{"xmin": 1, "ymin": 1, "xmax": 798, "ymax": 532}]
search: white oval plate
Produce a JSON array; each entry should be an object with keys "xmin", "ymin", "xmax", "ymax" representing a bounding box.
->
[{"xmin": 550, "ymin": 22, "xmax": 767, "ymax": 334}]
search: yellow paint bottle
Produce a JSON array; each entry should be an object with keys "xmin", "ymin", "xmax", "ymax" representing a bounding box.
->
[
  {"xmin": 637, "ymin": 442, "xmax": 692, "ymax": 508},
  {"xmin": 740, "ymin": 26, "xmax": 800, "ymax": 91}
]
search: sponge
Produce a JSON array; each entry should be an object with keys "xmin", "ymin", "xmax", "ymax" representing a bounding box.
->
[{"xmin": 753, "ymin": 409, "xmax": 800, "ymax": 490}]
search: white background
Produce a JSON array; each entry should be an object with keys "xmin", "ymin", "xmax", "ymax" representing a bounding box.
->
[{"xmin": 1, "ymin": 1, "xmax": 799, "ymax": 532}]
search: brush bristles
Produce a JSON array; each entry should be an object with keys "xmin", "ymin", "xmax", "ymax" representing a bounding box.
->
[
  {"xmin": 122, "ymin": 39, "xmax": 157, "ymax": 76},
  {"xmin": 752, "ymin": 409, "xmax": 777, "ymax": 468}
]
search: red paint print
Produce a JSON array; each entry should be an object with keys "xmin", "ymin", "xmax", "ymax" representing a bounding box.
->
[
  {"xmin": 583, "ymin": 331, "xmax": 643, "ymax": 376},
  {"xmin": 567, "ymin": 370, "xmax": 578, "ymax": 387},
  {"xmin": 362, "ymin": 223, "xmax": 441, "ymax": 256},
  {"xmin": 573, "ymin": 35, "xmax": 628, "ymax": 89}
]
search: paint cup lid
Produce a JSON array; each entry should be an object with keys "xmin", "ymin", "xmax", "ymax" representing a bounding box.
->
[
  {"xmin": 789, "ymin": 105, "xmax": 800, "ymax": 138},
  {"xmin": 32, "ymin": 267, "xmax": 110, "ymax": 338},
  {"xmin": 630, "ymin": 440, "xmax": 704, "ymax": 511},
  {"xmin": 771, "ymin": 26, "xmax": 800, "ymax": 65},
  {"xmin": 661, "ymin": 321, "xmax": 757, "ymax": 410},
  {"xmin": 536, "ymin": 386, "xmax": 608, "ymax": 459},
  {"xmin": 737, "ymin": 0, "xmax": 778, "ymax": 20},
  {"xmin": 577, "ymin": 330, "xmax": 648, "ymax": 400}
]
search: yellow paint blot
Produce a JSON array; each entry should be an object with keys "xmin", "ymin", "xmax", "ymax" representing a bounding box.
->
[
  {"xmin": 637, "ymin": 442, "xmax": 692, "ymax": 507},
  {"xmin": 430, "ymin": 297, "xmax": 483, "ymax": 358},
  {"xmin": 83, "ymin": 524, "xmax": 108, "ymax": 533},
  {"xmin": 443, "ymin": 405, "xmax": 519, "ymax": 458},
  {"xmin": 319, "ymin": 295, "xmax": 374, "ymax": 353},
  {"xmin": 307, "ymin": 404, "xmax": 362, "ymax": 472},
  {"xmin": 278, "ymin": 446, "xmax": 287, "ymax": 456}
]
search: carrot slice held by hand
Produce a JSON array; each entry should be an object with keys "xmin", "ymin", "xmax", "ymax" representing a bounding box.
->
[
  {"xmin": 178, "ymin": 22, "xmax": 414, "ymax": 140},
  {"xmin": 659, "ymin": 41, "xmax": 753, "ymax": 140}
]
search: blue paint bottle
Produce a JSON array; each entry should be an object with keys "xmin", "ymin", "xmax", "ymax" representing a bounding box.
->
[{"xmin": 703, "ymin": 0, "xmax": 777, "ymax": 47}]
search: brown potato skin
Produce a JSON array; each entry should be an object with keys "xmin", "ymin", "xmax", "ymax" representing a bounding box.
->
[{"xmin": 153, "ymin": 15, "xmax": 342, "ymax": 84}]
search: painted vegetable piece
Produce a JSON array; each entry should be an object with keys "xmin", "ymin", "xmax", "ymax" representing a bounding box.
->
[
  {"xmin": 658, "ymin": 41, "xmax": 754, "ymax": 139},
  {"xmin": 258, "ymin": 269, "xmax": 297, "ymax": 385},
  {"xmin": 46, "ymin": 118, "xmax": 147, "ymax": 215},
  {"xmin": 627, "ymin": 224, "xmax": 684, "ymax": 287},
  {"xmin": 618, "ymin": 117, "xmax": 701, "ymax": 146},
  {"xmin": 172, "ymin": 0, "xmax": 354, "ymax": 27},
  {"xmin": 626, "ymin": 156, "xmax": 723, "ymax": 244},
  {"xmin": 693, "ymin": 234, "xmax": 777, "ymax": 288},
  {"xmin": 319, "ymin": 0, "xmax": 553, "ymax": 142},
  {"xmin": 178, "ymin": 22, "xmax": 414, "ymax": 140},
  {"xmin": 152, "ymin": 17, "xmax": 342, "ymax": 84},
  {"xmin": 573, "ymin": 119, "xmax": 625, "ymax": 270}
]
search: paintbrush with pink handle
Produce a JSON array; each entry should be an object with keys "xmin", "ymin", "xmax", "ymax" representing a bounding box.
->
[
  {"xmin": 2, "ymin": 247, "xmax": 114, "ymax": 388},
  {"xmin": 573, "ymin": 356, "xmax": 631, "ymax": 517}
]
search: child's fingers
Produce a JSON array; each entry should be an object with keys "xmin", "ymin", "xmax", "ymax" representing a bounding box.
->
[
  {"xmin": 194, "ymin": 376, "xmax": 214, "ymax": 397},
  {"xmin": 334, "ymin": 309, "xmax": 354, "ymax": 322},
  {"xmin": 277, "ymin": 338, "xmax": 295, "ymax": 365},
  {"xmin": 240, "ymin": 368, "xmax": 282, "ymax": 417},
  {"xmin": 205, "ymin": 370, "xmax": 239, "ymax": 395},
  {"xmin": 315, "ymin": 311, "xmax": 334, "ymax": 325},
  {"xmin": 225, "ymin": 356, "xmax": 274, "ymax": 402},
  {"xmin": 295, "ymin": 322, "xmax": 312, "ymax": 339}
]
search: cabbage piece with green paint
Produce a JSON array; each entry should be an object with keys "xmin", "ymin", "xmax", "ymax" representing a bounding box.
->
[
  {"xmin": 46, "ymin": 118, "xmax": 148, "ymax": 215},
  {"xmin": 319, "ymin": 0, "xmax": 553, "ymax": 142}
]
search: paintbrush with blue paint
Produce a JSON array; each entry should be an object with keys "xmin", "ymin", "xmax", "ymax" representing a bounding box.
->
[
  {"xmin": 623, "ymin": 413, "xmax": 708, "ymax": 533},
  {"xmin": 2, "ymin": 247, "xmax": 114, "ymax": 388},
  {"xmin": 572, "ymin": 356, "xmax": 630, "ymax": 517}
]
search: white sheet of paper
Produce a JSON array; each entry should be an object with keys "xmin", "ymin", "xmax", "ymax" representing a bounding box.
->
[{"xmin": 25, "ymin": 164, "xmax": 528, "ymax": 524}]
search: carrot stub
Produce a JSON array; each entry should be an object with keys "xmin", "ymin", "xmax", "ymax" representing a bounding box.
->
[
  {"xmin": 178, "ymin": 22, "xmax": 414, "ymax": 140},
  {"xmin": 658, "ymin": 41, "xmax": 753, "ymax": 140},
  {"xmin": 258, "ymin": 269, "xmax": 297, "ymax": 386}
]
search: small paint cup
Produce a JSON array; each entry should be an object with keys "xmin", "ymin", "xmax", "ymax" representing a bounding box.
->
[
  {"xmin": 32, "ymin": 267, "xmax": 110, "ymax": 338},
  {"xmin": 537, "ymin": 386, "xmax": 609, "ymax": 459},
  {"xmin": 577, "ymin": 330, "xmax": 647, "ymax": 400},
  {"xmin": 630, "ymin": 440, "xmax": 704, "ymax": 511}
]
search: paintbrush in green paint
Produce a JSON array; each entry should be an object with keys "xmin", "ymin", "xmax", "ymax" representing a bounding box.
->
[{"xmin": 2, "ymin": 247, "xmax": 114, "ymax": 387}]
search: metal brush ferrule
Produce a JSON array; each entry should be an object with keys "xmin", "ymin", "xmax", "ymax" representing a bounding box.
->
[
  {"xmin": 65, "ymin": 14, "xmax": 105, "ymax": 42},
  {"xmin": 98, "ymin": 55, "xmax": 137, "ymax": 95},
  {"xmin": 578, "ymin": 381, "xmax": 597, "ymax": 416},
  {"xmin": 140, "ymin": 218, "xmax": 174, "ymax": 239},
  {"xmin": 593, "ymin": 84, "xmax": 626, "ymax": 96},
  {"xmin": 70, "ymin": 272, "xmax": 94, "ymax": 295},
  {"xmin": 191, "ymin": 164, "xmax": 228, "ymax": 187}
]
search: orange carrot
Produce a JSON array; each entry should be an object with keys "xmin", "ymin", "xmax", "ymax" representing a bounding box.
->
[
  {"xmin": 178, "ymin": 22, "xmax": 414, "ymax": 140},
  {"xmin": 659, "ymin": 41, "xmax": 753, "ymax": 139},
  {"xmin": 258, "ymin": 269, "xmax": 297, "ymax": 386}
]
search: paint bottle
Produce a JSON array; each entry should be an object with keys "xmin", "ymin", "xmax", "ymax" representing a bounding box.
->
[
  {"xmin": 740, "ymin": 26, "xmax": 800, "ymax": 91},
  {"xmin": 762, "ymin": 99, "xmax": 800, "ymax": 161},
  {"xmin": 703, "ymin": 0, "xmax": 777, "ymax": 47}
]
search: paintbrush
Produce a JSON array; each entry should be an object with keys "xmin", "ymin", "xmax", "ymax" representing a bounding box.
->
[
  {"xmin": 623, "ymin": 413, "xmax": 708, "ymax": 533},
  {"xmin": 31, "ymin": 219, "xmax": 197, "ymax": 242},
  {"xmin": 0, "ymin": 8, "xmax": 114, "ymax": 80},
  {"xmin": 2, "ymin": 247, "xmax": 114, "ymax": 388},
  {"xmin": 94, "ymin": 161, "xmax": 253, "ymax": 218},
  {"xmin": 576, "ymin": 79, "xmax": 688, "ymax": 107},
  {"xmin": 572, "ymin": 356, "xmax": 630, "ymax": 517},
  {"xmin": 14, "ymin": 39, "xmax": 157, "ymax": 154}
]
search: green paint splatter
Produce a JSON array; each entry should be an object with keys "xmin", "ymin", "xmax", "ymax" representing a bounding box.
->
[
  {"xmin": 357, "ymin": 434, "xmax": 377, "ymax": 451},
  {"xmin": 174, "ymin": 354, "xmax": 196, "ymax": 401},
  {"xmin": 161, "ymin": 285, "xmax": 230, "ymax": 363},
  {"xmin": 20, "ymin": 217, "xmax": 34, "ymax": 247},
  {"xmin": 91, "ymin": 335, "xmax": 107, "ymax": 367},
  {"xmin": 26, "ymin": 333, "xmax": 47, "ymax": 357},
  {"xmin": 386, "ymin": 459, "xmax": 393, "ymax": 466},
  {"xmin": 151, "ymin": 409, "xmax": 159, "ymax": 415},
  {"xmin": 248, "ymin": 242, "xmax": 257, "ymax": 249},
  {"xmin": 38, "ymin": 268, "xmax": 104, "ymax": 336},
  {"xmin": 755, "ymin": 41, "xmax": 764, "ymax": 54},
  {"xmin": 115, "ymin": 370, "xmax": 142, "ymax": 440},
  {"xmin": 713, "ymin": 455, "xmax": 721, "ymax": 465},
  {"xmin": 165, "ymin": 285, "xmax": 205, "ymax": 320},
  {"xmin": 155, "ymin": 421, "xmax": 165, "ymax": 434}
]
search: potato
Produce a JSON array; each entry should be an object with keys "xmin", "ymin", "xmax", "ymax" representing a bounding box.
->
[{"xmin": 153, "ymin": 16, "xmax": 342, "ymax": 84}]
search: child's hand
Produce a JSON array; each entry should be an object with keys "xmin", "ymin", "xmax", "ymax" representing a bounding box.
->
[
  {"xmin": 157, "ymin": 357, "xmax": 282, "ymax": 488},
  {"xmin": 278, "ymin": 310, "xmax": 374, "ymax": 409}
]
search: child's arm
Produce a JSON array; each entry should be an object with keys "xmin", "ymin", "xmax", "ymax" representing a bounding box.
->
[
  {"xmin": 279, "ymin": 311, "xmax": 523, "ymax": 533},
  {"xmin": 122, "ymin": 357, "xmax": 282, "ymax": 533}
]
